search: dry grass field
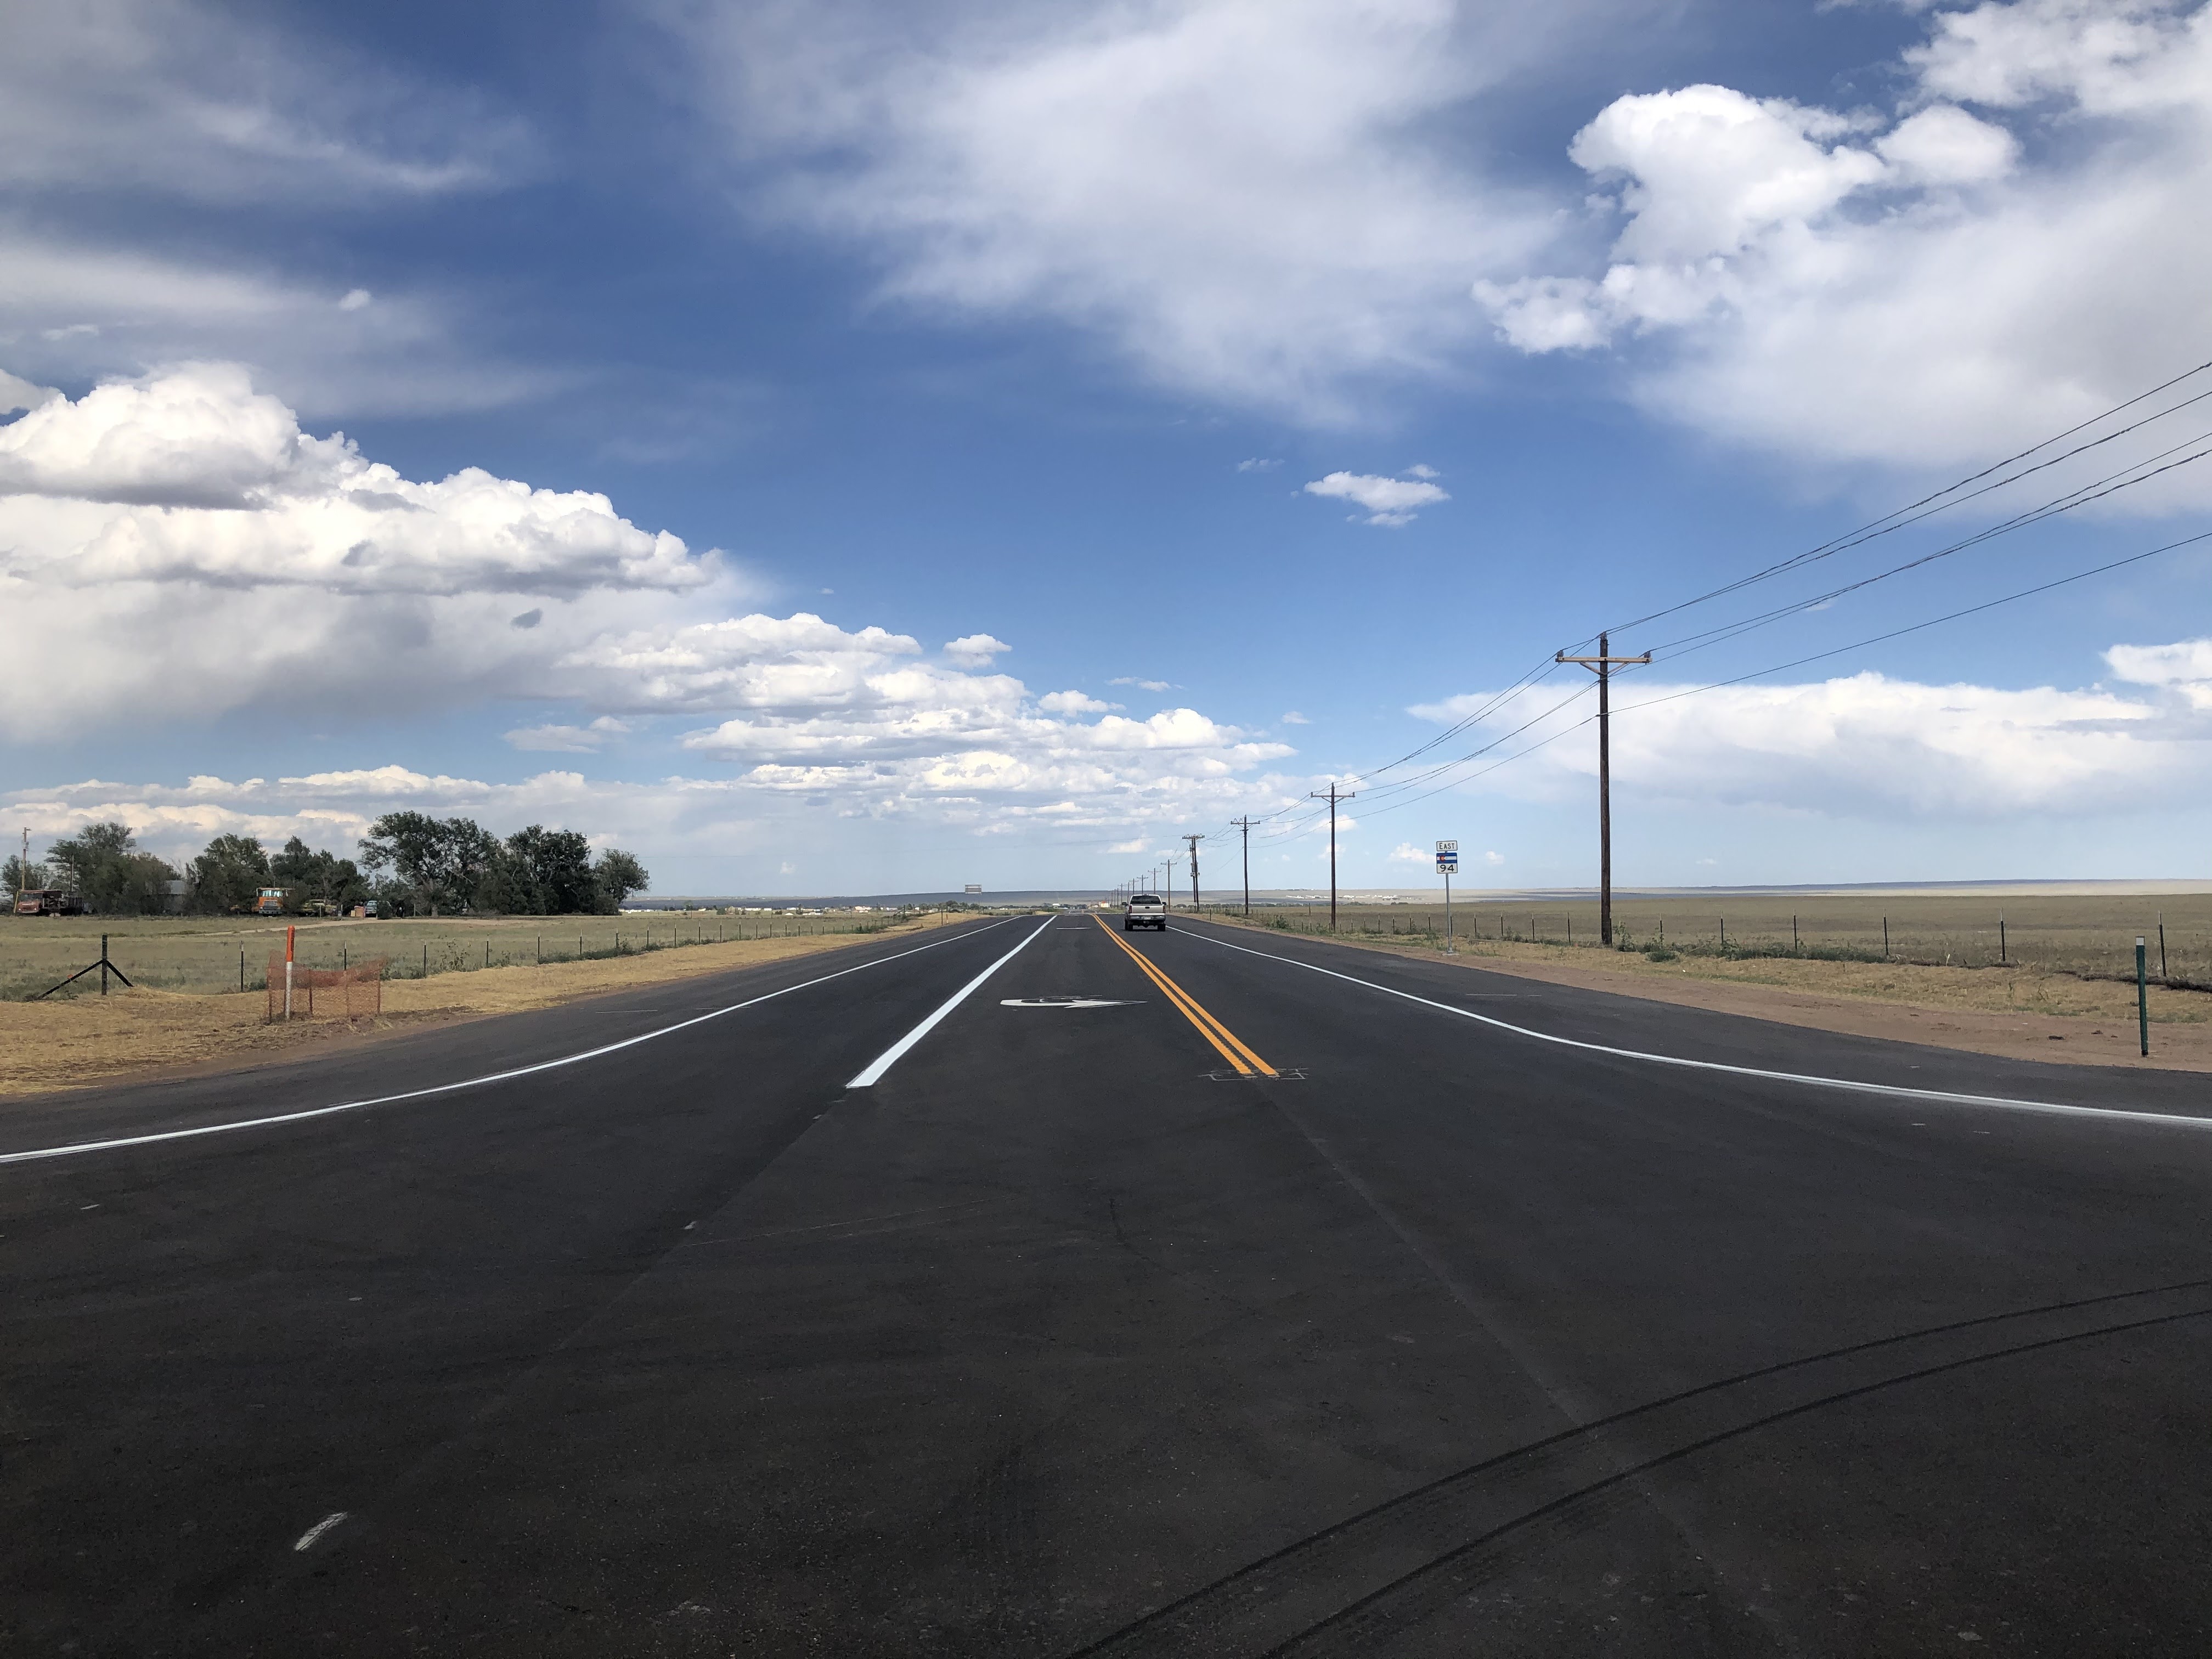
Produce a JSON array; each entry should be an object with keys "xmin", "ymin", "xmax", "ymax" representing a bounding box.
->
[
  {"xmin": 0, "ymin": 906, "xmax": 913, "ymax": 1002},
  {"xmin": 1238, "ymin": 891, "xmax": 2212, "ymax": 984},
  {"xmin": 0, "ymin": 910, "xmax": 961, "ymax": 1098}
]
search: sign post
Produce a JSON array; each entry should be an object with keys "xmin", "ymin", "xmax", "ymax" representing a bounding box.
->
[
  {"xmin": 1435, "ymin": 842, "xmax": 1459, "ymax": 955},
  {"xmin": 284, "ymin": 923, "xmax": 296, "ymax": 1020}
]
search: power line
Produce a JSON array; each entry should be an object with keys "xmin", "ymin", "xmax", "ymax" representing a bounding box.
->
[
  {"xmin": 1594, "ymin": 355, "xmax": 2212, "ymax": 643},
  {"xmin": 1337, "ymin": 522, "xmax": 2212, "ymax": 832},
  {"xmin": 1163, "ymin": 352, "xmax": 2212, "ymax": 878}
]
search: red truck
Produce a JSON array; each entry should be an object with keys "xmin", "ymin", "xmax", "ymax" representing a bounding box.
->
[{"xmin": 14, "ymin": 889, "xmax": 89, "ymax": 917}]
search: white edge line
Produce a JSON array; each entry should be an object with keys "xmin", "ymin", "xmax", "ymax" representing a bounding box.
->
[
  {"xmin": 847, "ymin": 918, "xmax": 1057, "ymax": 1087},
  {"xmin": 1181, "ymin": 923, "xmax": 2212, "ymax": 1132},
  {"xmin": 0, "ymin": 919, "xmax": 1015, "ymax": 1168}
]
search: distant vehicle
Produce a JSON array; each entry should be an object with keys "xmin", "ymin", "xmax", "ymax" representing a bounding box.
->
[
  {"xmin": 1124, "ymin": 892, "xmax": 1167, "ymax": 932},
  {"xmin": 251, "ymin": 888, "xmax": 289, "ymax": 917},
  {"xmin": 14, "ymin": 889, "xmax": 88, "ymax": 917}
]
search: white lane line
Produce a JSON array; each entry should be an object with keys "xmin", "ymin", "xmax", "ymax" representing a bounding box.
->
[
  {"xmin": 1181, "ymin": 924, "xmax": 2212, "ymax": 1132},
  {"xmin": 0, "ymin": 921, "xmax": 1013, "ymax": 1169},
  {"xmin": 848, "ymin": 918, "xmax": 1056, "ymax": 1087},
  {"xmin": 293, "ymin": 1512, "xmax": 348, "ymax": 1551}
]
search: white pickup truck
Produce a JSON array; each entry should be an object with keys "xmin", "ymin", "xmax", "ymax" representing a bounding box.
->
[{"xmin": 1123, "ymin": 893, "xmax": 1168, "ymax": 931}]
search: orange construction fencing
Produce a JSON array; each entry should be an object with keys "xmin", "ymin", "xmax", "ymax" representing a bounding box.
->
[{"xmin": 266, "ymin": 955, "xmax": 388, "ymax": 1023}]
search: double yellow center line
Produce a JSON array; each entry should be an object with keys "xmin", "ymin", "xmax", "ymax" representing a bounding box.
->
[{"xmin": 1092, "ymin": 916, "xmax": 1277, "ymax": 1077}]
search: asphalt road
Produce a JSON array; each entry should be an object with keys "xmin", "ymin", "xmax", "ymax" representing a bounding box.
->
[{"xmin": 8, "ymin": 912, "xmax": 2212, "ymax": 1656}]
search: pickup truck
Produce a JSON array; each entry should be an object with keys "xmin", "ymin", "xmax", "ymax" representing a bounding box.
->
[{"xmin": 1124, "ymin": 893, "xmax": 1167, "ymax": 931}]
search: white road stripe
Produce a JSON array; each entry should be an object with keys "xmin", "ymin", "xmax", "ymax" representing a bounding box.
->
[
  {"xmin": 293, "ymin": 1512, "xmax": 348, "ymax": 1551},
  {"xmin": 0, "ymin": 920, "xmax": 1013, "ymax": 1169},
  {"xmin": 847, "ymin": 918, "xmax": 1056, "ymax": 1087},
  {"xmin": 1181, "ymin": 924, "xmax": 2212, "ymax": 1132}
]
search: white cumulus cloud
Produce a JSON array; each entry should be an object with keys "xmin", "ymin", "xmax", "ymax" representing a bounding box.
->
[
  {"xmin": 0, "ymin": 358, "xmax": 1302, "ymax": 834},
  {"xmin": 674, "ymin": 0, "xmax": 1624, "ymax": 421},
  {"xmin": 1415, "ymin": 641, "xmax": 2212, "ymax": 820},
  {"xmin": 1303, "ymin": 469, "xmax": 1450, "ymax": 526},
  {"xmin": 944, "ymin": 631, "xmax": 1012, "ymax": 667},
  {"xmin": 1475, "ymin": 0, "xmax": 2212, "ymax": 489}
]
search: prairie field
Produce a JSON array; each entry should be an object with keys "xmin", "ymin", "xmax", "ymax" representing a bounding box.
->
[
  {"xmin": 0, "ymin": 907, "xmax": 912, "ymax": 1002},
  {"xmin": 1233, "ymin": 890, "xmax": 2212, "ymax": 986}
]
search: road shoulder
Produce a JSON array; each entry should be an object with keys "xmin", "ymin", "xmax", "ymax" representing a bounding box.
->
[
  {"xmin": 1197, "ymin": 918, "xmax": 2212, "ymax": 1074},
  {"xmin": 0, "ymin": 918, "xmax": 957, "ymax": 1100}
]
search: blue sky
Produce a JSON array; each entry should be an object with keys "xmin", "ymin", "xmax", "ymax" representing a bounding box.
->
[{"xmin": 5, "ymin": 0, "xmax": 2211, "ymax": 896}]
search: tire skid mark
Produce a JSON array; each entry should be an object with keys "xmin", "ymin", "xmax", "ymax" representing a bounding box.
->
[{"xmin": 1068, "ymin": 1278, "xmax": 2212, "ymax": 1657}]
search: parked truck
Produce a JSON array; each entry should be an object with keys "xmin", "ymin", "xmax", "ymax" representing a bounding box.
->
[{"xmin": 14, "ymin": 889, "xmax": 89, "ymax": 917}]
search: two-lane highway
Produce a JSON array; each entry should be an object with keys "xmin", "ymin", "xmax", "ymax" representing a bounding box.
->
[{"xmin": 8, "ymin": 912, "xmax": 2212, "ymax": 1654}]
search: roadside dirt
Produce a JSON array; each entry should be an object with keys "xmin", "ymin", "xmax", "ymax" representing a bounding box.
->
[
  {"xmin": 1211, "ymin": 921, "xmax": 2212, "ymax": 1074},
  {"xmin": 0, "ymin": 918, "xmax": 953, "ymax": 1099}
]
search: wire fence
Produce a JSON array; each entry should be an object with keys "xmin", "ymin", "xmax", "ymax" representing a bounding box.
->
[
  {"xmin": 1, "ymin": 906, "xmax": 929, "ymax": 1001},
  {"xmin": 1191, "ymin": 897, "xmax": 2212, "ymax": 991}
]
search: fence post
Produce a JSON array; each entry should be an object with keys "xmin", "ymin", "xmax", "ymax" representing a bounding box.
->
[
  {"xmin": 1719, "ymin": 917, "xmax": 1726, "ymax": 950},
  {"xmin": 2000, "ymin": 913, "xmax": 2007, "ymax": 966},
  {"xmin": 1792, "ymin": 915, "xmax": 1799, "ymax": 954},
  {"xmin": 422, "ymin": 944, "xmax": 428, "ymax": 979},
  {"xmin": 240, "ymin": 948, "xmax": 245, "ymax": 992},
  {"xmin": 100, "ymin": 934, "xmax": 110, "ymax": 996},
  {"xmin": 1883, "ymin": 917, "xmax": 1889, "ymax": 959},
  {"xmin": 2138, "ymin": 938, "xmax": 2151, "ymax": 1057},
  {"xmin": 2159, "ymin": 914, "xmax": 2169, "ymax": 981}
]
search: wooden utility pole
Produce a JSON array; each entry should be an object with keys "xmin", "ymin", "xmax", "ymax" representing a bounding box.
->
[
  {"xmin": 1309, "ymin": 783, "xmax": 1356, "ymax": 930},
  {"xmin": 1229, "ymin": 816, "xmax": 1255, "ymax": 915},
  {"xmin": 1555, "ymin": 631, "xmax": 1649, "ymax": 947},
  {"xmin": 1182, "ymin": 834, "xmax": 1204, "ymax": 910}
]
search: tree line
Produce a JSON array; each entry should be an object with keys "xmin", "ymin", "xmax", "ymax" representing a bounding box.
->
[{"xmin": 5, "ymin": 814, "xmax": 648, "ymax": 917}]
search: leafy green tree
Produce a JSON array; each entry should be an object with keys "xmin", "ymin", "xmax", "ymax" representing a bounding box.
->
[
  {"xmin": 358, "ymin": 812, "xmax": 499, "ymax": 914},
  {"xmin": 477, "ymin": 843, "xmax": 545, "ymax": 915},
  {"xmin": 189, "ymin": 834, "xmax": 269, "ymax": 914},
  {"xmin": 591, "ymin": 848, "xmax": 649, "ymax": 913},
  {"xmin": 269, "ymin": 836, "xmax": 368, "ymax": 911},
  {"xmin": 505, "ymin": 825, "xmax": 597, "ymax": 915},
  {"xmin": 46, "ymin": 822, "xmax": 177, "ymax": 914},
  {"xmin": 4, "ymin": 854, "xmax": 50, "ymax": 897}
]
